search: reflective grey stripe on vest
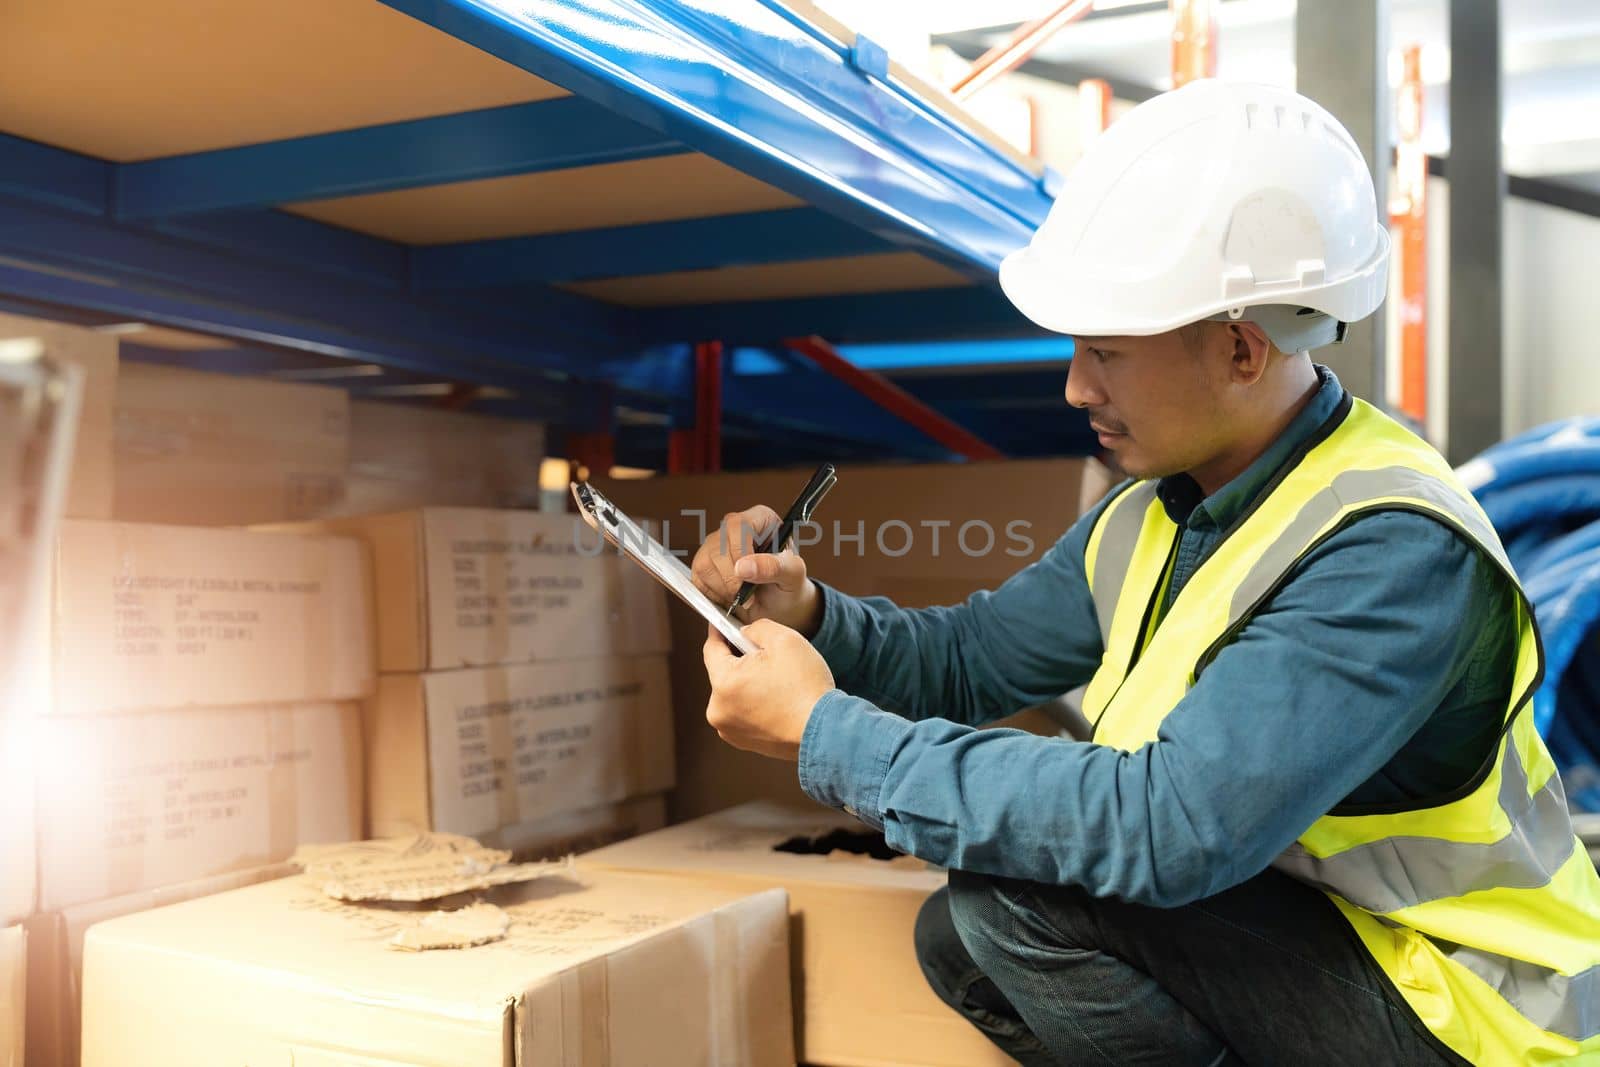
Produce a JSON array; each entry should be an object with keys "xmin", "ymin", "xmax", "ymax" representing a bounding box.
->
[
  {"xmin": 1090, "ymin": 481, "xmax": 1160, "ymax": 649},
  {"xmin": 1229, "ymin": 465, "xmax": 1512, "ymax": 627},
  {"xmin": 1441, "ymin": 945, "xmax": 1600, "ymax": 1041},
  {"xmin": 1444, "ymin": 945, "xmax": 1600, "ymax": 1042},
  {"xmin": 1365, "ymin": 912, "xmax": 1600, "ymax": 1039},
  {"xmin": 1273, "ymin": 736, "xmax": 1577, "ymax": 912}
]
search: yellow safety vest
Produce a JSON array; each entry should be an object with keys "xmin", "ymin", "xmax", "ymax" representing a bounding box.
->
[{"xmin": 1082, "ymin": 394, "xmax": 1600, "ymax": 1065}]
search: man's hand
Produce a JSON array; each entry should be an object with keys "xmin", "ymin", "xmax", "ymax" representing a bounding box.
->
[
  {"xmin": 689, "ymin": 505, "xmax": 822, "ymax": 635},
  {"xmin": 702, "ymin": 619, "xmax": 834, "ymax": 761}
]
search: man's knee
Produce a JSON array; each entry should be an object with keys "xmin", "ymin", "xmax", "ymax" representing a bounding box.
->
[
  {"xmin": 946, "ymin": 868, "xmax": 1097, "ymax": 971},
  {"xmin": 944, "ymin": 868, "xmax": 1019, "ymax": 968},
  {"xmin": 914, "ymin": 886, "xmax": 974, "ymax": 1006}
]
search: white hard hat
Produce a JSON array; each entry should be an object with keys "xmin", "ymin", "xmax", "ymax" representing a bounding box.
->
[{"xmin": 1000, "ymin": 79, "xmax": 1390, "ymax": 352}]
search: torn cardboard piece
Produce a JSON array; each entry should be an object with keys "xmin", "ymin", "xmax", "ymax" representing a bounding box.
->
[
  {"xmin": 389, "ymin": 901, "xmax": 511, "ymax": 951},
  {"xmin": 292, "ymin": 833, "xmax": 573, "ymax": 903}
]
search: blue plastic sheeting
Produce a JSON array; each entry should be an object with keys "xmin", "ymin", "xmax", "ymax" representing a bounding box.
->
[{"xmin": 1464, "ymin": 416, "xmax": 1600, "ymax": 810}]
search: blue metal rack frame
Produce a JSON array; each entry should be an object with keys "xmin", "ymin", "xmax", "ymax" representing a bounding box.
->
[{"xmin": 0, "ymin": 0, "xmax": 1087, "ymax": 468}]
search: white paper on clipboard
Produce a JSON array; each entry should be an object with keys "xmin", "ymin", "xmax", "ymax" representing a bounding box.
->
[{"xmin": 571, "ymin": 482, "xmax": 759, "ymax": 655}]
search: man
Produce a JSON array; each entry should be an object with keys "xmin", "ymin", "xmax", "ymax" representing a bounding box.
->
[{"xmin": 691, "ymin": 81, "xmax": 1600, "ymax": 1065}]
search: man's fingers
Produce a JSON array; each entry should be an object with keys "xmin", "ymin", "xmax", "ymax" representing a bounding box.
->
[
  {"xmin": 691, "ymin": 550, "xmax": 737, "ymax": 604},
  {"xmin": 702, "ymin": 623, "xmax": 736, "ymax": 676},
  {"xmin": 733, "ymin": 548, "xmax": 806, "ymax": 591},
  {"xmin": 721, "ymin": 506, "xmax": 782, "ymax": 562},
  {"xmin": 691, "ymin": 504, "xmax": 783, "ymax": 605},
  {"xmin": 741, "ymin": 616, "xmax": 796, "ymax": 649}
]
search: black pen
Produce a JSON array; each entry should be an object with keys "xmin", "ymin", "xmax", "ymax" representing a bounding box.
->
[{"xmin": 727, "ymin": 463, "xmax": 837, "ymax": 616}]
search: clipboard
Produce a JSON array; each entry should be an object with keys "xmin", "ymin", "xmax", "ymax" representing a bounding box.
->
[{"xmin": 571, "ymin": 481, "xmax": 759, "ymax": 656}]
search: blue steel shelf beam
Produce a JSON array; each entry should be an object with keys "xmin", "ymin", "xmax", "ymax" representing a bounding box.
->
[
  {"xmin": 113, "ymin": 98, "xmax": 687, "ymax": 220},
  {"xmin": 640, "ymin": 286, "xmax": 1049, "ymax": 345},
  {"xmin": 413, "ymin": 206, "xmax": 893, "ymax": 288},
  {"xmin": 377, "ymin": 0, "xmax": 1053, "ymax": 281},
  {"xmin": 0, "ymin": 132, "xmax": 641, "ymax": 361},
  {"xmin": 145, "ymin": 208, "xmax": 409, "ymax": 289}
]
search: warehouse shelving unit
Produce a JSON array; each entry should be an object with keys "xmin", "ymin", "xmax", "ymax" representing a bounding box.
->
[{"xmin": 0, "ymin": 0, "xmax": 1094, "ymax": 468}]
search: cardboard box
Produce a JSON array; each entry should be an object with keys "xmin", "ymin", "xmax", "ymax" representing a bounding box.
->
[
  {"xmin": 80, "ymin": 868, "xmax": 794, "ymax": 1066},
  {"xmin": 481, "ymin": 793, "xmax": 669, "ymax": 862},
  {"xmin": 586, "ymin": 801, "xmax": 1017, "ymax": 1067},
  {"xmin": 368, "ymin": 656, "xmax": 674, "ymax": 840},
  {"xmin": 1, "ymin": 925, "xmax": 22, "ymax": 1067},
  {"xmin": 592, "ymin": 458, "xmax": 1112, "ymax": 818},
  {"xmin": 35, "ymin": 703, "xmax": 362, "ymax": 911},
  {"xmin": 25, "ymin": 863, "xmax": 295, "ymax": 1067},
  {"xmin": 51, "ymin": 521, "xmax": 375, "ymax": 715},
  {"xmin": 0, "ymin": 715, "xmax": 35, "ymax": 925},
  {"xmin": 277, "ymin": 508, "xmax": 668, "ymax": 672},
  {"xmin": 0, "ymin": 312, "xmax": 116, "ymax": 519},
  {"xmin": 341, "ymin": 400, "xmax": 545, "ymax": 515},
  {"xmin": 112, "ymin": 361, "xmax": 348, "ymax": 525}
]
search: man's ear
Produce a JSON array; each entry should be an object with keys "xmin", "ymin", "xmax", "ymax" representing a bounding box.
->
[{"xmin": 1228, "ymin": 321, "xmax": 1273, "ymax": 385}]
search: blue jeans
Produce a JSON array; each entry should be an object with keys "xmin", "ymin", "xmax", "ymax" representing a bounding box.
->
[{"xmin": 915, "ymin": 866, "xmax": 1468, "ymax": 1066}]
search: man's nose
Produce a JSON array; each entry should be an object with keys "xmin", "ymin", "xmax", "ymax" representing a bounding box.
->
[{"xmin": 1064, "ymin": 351, "xmax": 1103, "ymax": 410}]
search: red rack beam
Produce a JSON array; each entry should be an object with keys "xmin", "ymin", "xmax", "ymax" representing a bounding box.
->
[{"xmin": 782, "ymin": 335, "xmax": 1006, "ymax": 461}]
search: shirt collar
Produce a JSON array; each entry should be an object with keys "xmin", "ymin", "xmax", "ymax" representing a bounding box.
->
[{"xmin": 1156, "ymin": 365, "xmax": 1346, "ymax": 530}]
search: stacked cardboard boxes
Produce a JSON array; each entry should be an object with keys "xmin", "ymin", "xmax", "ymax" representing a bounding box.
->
[
  {"xmin": 113, "ymin": 366, "xmax": 551, "ymax": 527},
  {"xmin": 278, "ymin": 508, "xmax": 676, "ymax": 845},
  {"xmin": 25, "ymin": 519, "xmax": 376, "ymax": 1066},
  {"xmin": 111, "ymin": 362, "xmax": 349, "ymax": 526},
  {"xmin": 77, "ymin": 867, "xmax": 794, "ymax": 1066},
  {"xmin": 38, "ymin": 515, "xmax": 371, "ymax": 916}
]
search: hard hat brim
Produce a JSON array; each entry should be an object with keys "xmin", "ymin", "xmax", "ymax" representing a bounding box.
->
[{"xmin": 998, "ymin": 229, "xmax": 1392, "ymax": 340}]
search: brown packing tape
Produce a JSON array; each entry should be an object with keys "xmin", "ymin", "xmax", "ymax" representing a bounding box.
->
[
  {"xmin": 24, "ymin": 913, "xmax": 69, "ymax": 1067},
  {"xmin": 267, "ymin": 706, "xmax": 299, "ymax": 863},
  {"xmin": 409, "ymin": 515, "xmax": 431, "ymax": 672},
  {"xmin": 98, "ymin": 717, "xmax": 150, "ymax": 903},
  {"xmin": 484, "ymin": 511, "xmax": 513, "ymax": 667},
  {"xmin": 580, "ymin": 957, "xmax": 610, "ymax": 1067},
  {"xmin": 621, "ymin": 662, "xmax": 644, "ymax": 801},
  {"xmin": 710, "ymin": 907, "xmax": 745, "ymax": 1063},
  {"xmin": 558, "ymin": 957, "xmax": 612, "ymax": 1067},
  {"xmin": 484, "ymin": 668, "xmax": 521, "ymax": 834},
  {"xmin": 302, "ymin": 537, "xmax": 331, "ymax": 701},
  {"xmin": 626, "ymin": 660, "xmax": 668, "ymax": 800}
]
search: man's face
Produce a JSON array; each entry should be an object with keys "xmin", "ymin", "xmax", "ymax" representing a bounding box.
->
[{"xmin": 1065, "ymin": 327, "xmax": 1236, "ymax": 481}]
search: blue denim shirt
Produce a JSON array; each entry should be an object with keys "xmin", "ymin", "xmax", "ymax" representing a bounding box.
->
[{"xmin": 798, "ymin": 368, "xmax": 1515, "ymax": 907}]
